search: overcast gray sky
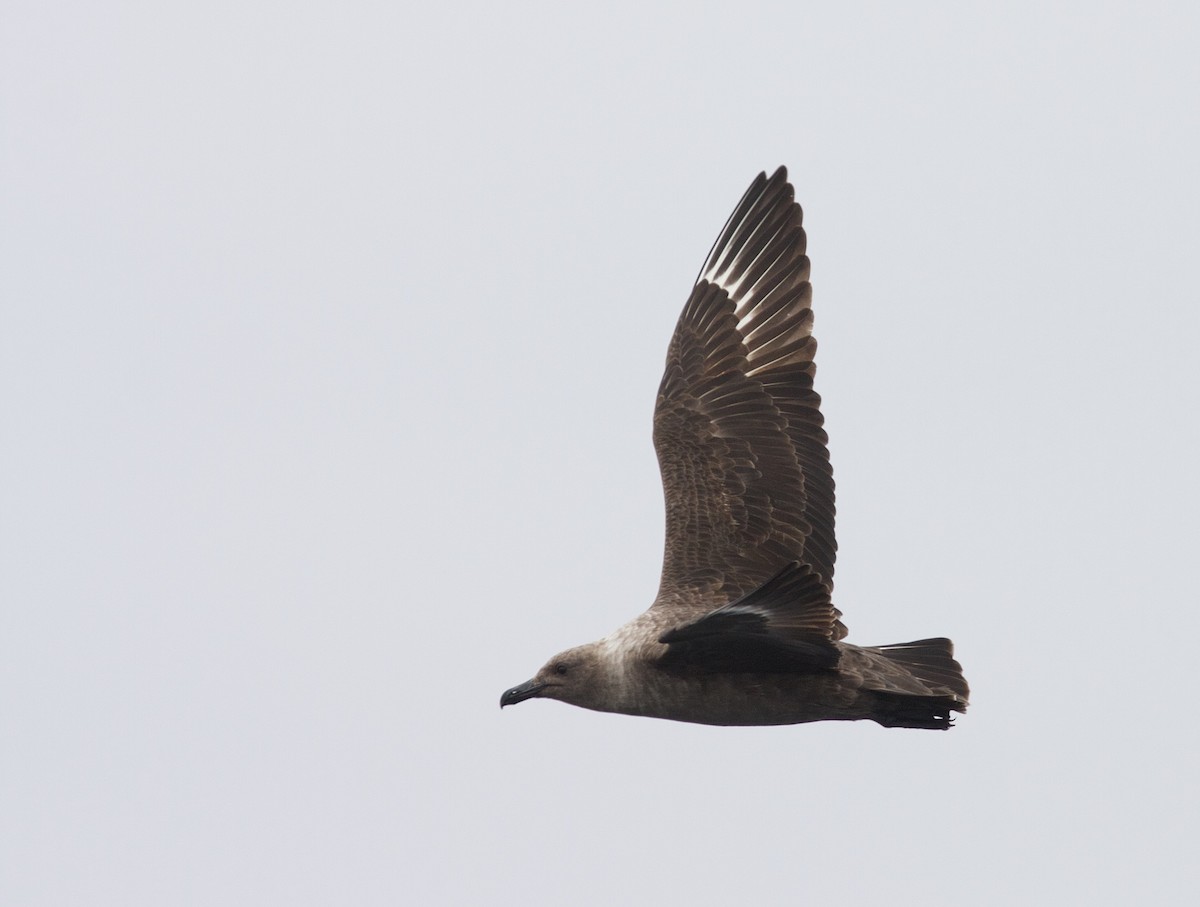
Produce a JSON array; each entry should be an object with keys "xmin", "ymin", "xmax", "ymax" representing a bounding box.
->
[{"xmin": 3, "ymin": 2, "xmax": 1199, "ymax": 904}]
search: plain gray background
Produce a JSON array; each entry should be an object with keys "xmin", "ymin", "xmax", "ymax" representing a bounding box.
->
[{"xmin": 3, "ymin": 2, "xmax": 1198, "ymax": 904}]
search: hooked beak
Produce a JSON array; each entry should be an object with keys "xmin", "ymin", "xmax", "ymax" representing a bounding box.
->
[{"xmin": 500, "ymin": 678, "xmax": 546, "ymax": 708}]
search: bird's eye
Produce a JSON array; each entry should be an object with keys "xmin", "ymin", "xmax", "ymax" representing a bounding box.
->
[{"xmin": 554, "ymin": 663, "xmax": 569, "ymax": 676}]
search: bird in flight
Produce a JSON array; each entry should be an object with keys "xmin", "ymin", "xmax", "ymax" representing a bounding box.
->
[{"xmin": 501, "ymin": 168, "xmax": 968, "ymax": 729}]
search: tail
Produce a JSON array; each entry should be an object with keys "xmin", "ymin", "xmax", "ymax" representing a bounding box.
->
[{"xmin": 868, "ymin": 637, "xmax": 969, "ymax": 731}]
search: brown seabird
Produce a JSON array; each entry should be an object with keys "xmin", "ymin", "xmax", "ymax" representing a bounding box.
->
[{"xmin": 501, "ymin": 168, "xmax": 969, "ymax": 729}]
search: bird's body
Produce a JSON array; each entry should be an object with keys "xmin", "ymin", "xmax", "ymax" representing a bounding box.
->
[{"xmin": 501, "ymin": 168, "xmax": 969, "ymax": 729}]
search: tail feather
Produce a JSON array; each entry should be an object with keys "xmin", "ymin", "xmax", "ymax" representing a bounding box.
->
[
  {"xmin": 869, "ymin": 637, "xmax": 969, "ymax": 731},
  {"xmin": 877, "ymin": 637, "xmax": 970, "ymax": 703}
]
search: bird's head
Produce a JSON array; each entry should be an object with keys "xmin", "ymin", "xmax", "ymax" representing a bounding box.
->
[{"xmin": 500, "ymin": 642, "xmax": 615, "ymax": 712}]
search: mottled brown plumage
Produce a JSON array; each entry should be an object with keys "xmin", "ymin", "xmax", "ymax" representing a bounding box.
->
[{"xmin": 501, "ymin": 168, "xmax": 969, "ymax": 729}]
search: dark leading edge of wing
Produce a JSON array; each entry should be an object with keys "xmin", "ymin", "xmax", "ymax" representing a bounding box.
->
[{"xmin": 652, "ymin": 168, "xmax": 841, "ymax": 636}]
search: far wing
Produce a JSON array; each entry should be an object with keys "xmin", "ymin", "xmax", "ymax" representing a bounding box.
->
[{"xmin": 653, "ymin": 168, "xmax": 839, "ymax": 631}]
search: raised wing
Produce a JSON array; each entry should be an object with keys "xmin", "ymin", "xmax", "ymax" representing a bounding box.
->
[{"xmin": 652, "ymin": 168, "xmax": 840, "ymax": 632}]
